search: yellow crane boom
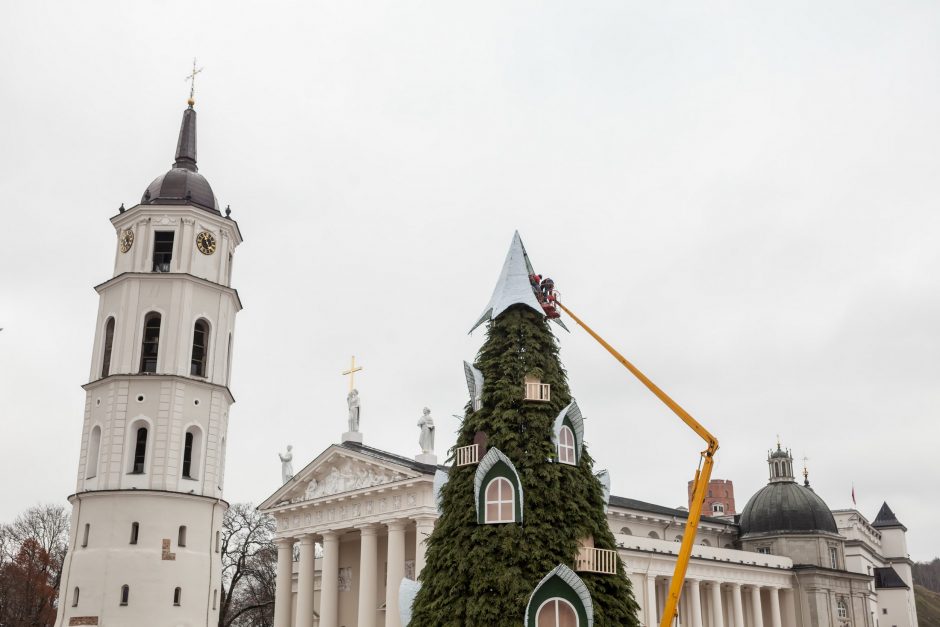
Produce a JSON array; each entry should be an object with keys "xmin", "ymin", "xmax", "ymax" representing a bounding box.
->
[{"xmin": 555, "ymin": 300, "xmax": 719, "ymax": 627}]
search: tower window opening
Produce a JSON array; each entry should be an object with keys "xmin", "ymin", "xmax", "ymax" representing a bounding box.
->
[
  {"xmin": 101, "ymin": 317, "xmax": 115, "ymax": 378},
  {"xmin": 132, "ymin": 427, "xmax": 148, "ymax": 474},
  {"xmin": 190, "ymin": 319, "xmax": 209, "ymax": 377},
  {"xmin": 178, "ymin": 525, "xmax": 187, "ymax": 547},
  {"xmin": 86, "ymin": 426, "xmax": 101, "ymax": 479},
  {"xmin": 182, "ymin": 432, "xmax": 194, "ymax": 478},
  {"xmin": 139, "ymin": 312, "xmax": 162, "ymax": 373},
  {"xmin": 120, "ymin": 585, "xmax": 129, "ymax": 606},
  {"xmin": 72, "ymin": 586, "xmax": 80, "ymax": 607},
  {"xmin": 712, "ymin": 502, "xmax": 725, "ymax": 514},
  {"xmin": 830, "ymin": 546, "xmax": 839, "ymax": 569},
  {"xmin": 215, "ymin": 530, "xmax": 220, "ymax": 553},
  {"xmin": 81, "ymin": 523, "xmax": 90, "ymax": 548},
  {"xmin": 212, "ymin": 589, "xmax": 217, "ymax": 610},
  {"xmin": 130, "ymin": 522, "xmax": 139, "ymax": 545},
  {"xmin": 837, "ymin": 599, "xmax": 847, "ymax": 619},
  {"xmin": 152, "ymin": 231, "xmax": 174, "ymax": 272},
  {"xmin": 173, "ymin": 587, "xmax": 182, "ymax": 606}
]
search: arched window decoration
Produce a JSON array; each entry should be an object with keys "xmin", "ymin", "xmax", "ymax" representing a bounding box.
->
[
  {"xmin": 552, "ymin": 402, "xmax": 584, "ymax": 465},
  {"xmin": 86, "ymin": 426, "xmax": 101, "ymax": 479},
  {"xmin": 619, "ymin": 527, "xmax": 633, "ymax": 536},
  {"xmin": 537, "ymin": 598, "xmax": 578, "ymax": 627},
  {"xmin": 182, "ymin": 431, "xmax": 195, "ymax": 478},
  {"xmin": 700, "ymin": 539, "xmax": 711, "ymax": 546},
  {"xmin": 81, "ymin": 524, "xmax": 90, "ymax": 548},
  {"xmin": 837, "ymin": 599, "xmax": 848, "ymax": 619},
  {"xmin": 120, "ymin": 584, "xmax": 129, "ymax": 606},
  {"xmin": 182, "ymin": 427, "xmax": 203, "ymax": 480},
  {"xmin": 139, "ymin": 312, "xmax": 161, "ymax": 373},
  {"xmin": 647, "ymin": 531, "xmax": 660, "ymax": 540},
  {"xmin": 101, "ymin": 317, "xmax": 115, "ymax": 378},
  {"xmin": 474, "ymin": 448, "xmax": 523, "ymax": 524},
  {"xmin": 132, "ymin": 427, "xmax": 148, "ymax": 474},
  {"xmin": 525, "ymin": 564, "xmax": 593, "ymax": 627},
  {"xmin": 558, "ymin": 426, "xmax": 576, "ymax": 465},
  {"xmin": 72, "ymin": 587, "xmax": 80, "ymax": 607},
  {"xmin": 173, "ymin": 587, "xmax": 182, "ymax": 606},
  {"xmin": 463, "ymin": 361, "xmax": 484, "ymax": 412},
  {"xmin": 712, "ymin": 502, "xmax": 725, "ymax": 514},
  {"xmin": 485, "ymin": 478, "xmax": 515, "ymax": 523},
  {"xmin": 178, "ymin": 525, "xmax": 187, "ymax": 547},
  {"xmin": 190, "ymin": 319, "xmax": 209, "ymax": 377},
  {"xmin": 130, "ymin": 522, "xmax": 139, "ymax": 545},
  {"xmin": 215, "ymin": 531, "xmax": 221, "ymax": 553}
]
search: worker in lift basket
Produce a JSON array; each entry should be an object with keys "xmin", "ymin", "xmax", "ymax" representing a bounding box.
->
[
  {"xmin": 529, "ymin": 273, "xmax": 543, "ymax": 299},
  {"xmin": 540, "ymin": 277, "xmax": 555, "ymax": 301}
]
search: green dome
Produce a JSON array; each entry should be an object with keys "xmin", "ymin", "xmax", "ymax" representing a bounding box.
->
[{"xmin": 739, "ymin": 481, "xmax": 838, "ymax": 537}]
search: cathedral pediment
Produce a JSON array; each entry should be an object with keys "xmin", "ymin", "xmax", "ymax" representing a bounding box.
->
[{"xmin": 260, "ymin": 443, "xmax": 432, "ymax": 509}]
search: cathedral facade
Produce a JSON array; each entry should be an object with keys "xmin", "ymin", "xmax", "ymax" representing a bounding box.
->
[{"xmin": 55, "ymin": 99, "xmax": 242, "ymax": 627}]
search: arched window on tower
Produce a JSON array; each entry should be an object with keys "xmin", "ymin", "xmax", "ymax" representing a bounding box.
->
[
  {"xmin": 182, "ymin": 427, "xmax": 203, "ymax": 480},
  {"xmin": 485, "ymin": 478, "xmax": 515, "ymax": 524},
  {"xmin": 120, "ymin": 585, "xmax": 129, "ymax": 606},
  {"xmin": 132, "ymin": 427, "xmax": 148, "ymax": 474},
  {"xmin": 537, "ymin": 598, "xmax": 578, "ymax": 627},
  {"xmin": 139, "ymin": 312, "xmax": 161, "ymax": 373},
  {"xmin": 130, "ymin": 522, "xmax": 139, "ymax": 545},
  {"xmin": 173, "ymin": 587, "xmax": 182, "ymax": 606},
  {"xmin": 226, "ymin": 333, "xmax": 233, "ymax": 384},
  {"xmin": 557, "ymin": 425, "xmax": 576, "ymax": 465},
  {"xmin": 72, "ymin": 587, "xmax": 80, "ymax": 607},
  {"xmin": 178, "ymin": 525, "xmax": 187, "ymax": 547},
  {"xmin": 101, "ymin": 317, "xmax": 115, "ymax": 378},
  {"xmin": 86, "ymin": 426, "xmax": 101, "ymax": 479},
  {"xmin": 190, "ymin": 319, "xmax": 209, "ymax": 377},
  {"xmin": 712, "ymin": 502, "xmax": 725, "ymax": 514}
]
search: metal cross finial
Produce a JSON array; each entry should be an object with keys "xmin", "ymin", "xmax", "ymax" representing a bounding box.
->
[
  {"xmin": 342, "ymin": 356, "xmax": 363, "ymax": 393},
  {"xmin": 185, "ymin": 58, "xmax": 204, "ymax": 105}
]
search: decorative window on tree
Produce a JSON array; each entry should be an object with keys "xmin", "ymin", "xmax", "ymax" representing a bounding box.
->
[
  {"xmin": 473, "ymin": 448, "xmax": 523, "ymax": 524},
  {"xmin": 525, "ymin": 564, "xmax": 593, "ymax": 627},
  {"xmin": 524, "ymin": 374, "xmax": 550, "ymax": 402},
  {"xmin": 552, "ymin": 401, "xmax": 584, "ymax": 465}
]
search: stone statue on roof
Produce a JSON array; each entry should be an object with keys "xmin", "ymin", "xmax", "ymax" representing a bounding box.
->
[
  {"xmin": 347, "ymin": 389, "xmax": 360, "ymax": 432},
  {"xmin": 278, "ymin": 445, "xmax": 293, "ymax": 484},
  {"xmin": 418, "ymin": 407, "xmax": 435, "ymax": 455}
]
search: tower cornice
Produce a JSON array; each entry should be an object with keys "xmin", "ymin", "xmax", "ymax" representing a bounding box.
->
[
  {"xmin": 111, "ymin": 203, "xmax": 243, "ymax": 245},
  {"xmin": 94, "ymin": 271, "xmax": 244, "ymax": 311},
  {"xmin": 82, "ymin": 372, "xmax": 236, "ymax": 404}
]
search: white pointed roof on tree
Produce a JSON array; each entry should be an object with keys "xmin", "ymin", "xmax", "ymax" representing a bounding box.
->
[{"xmin": 471, "ymin": 231, "xmax": 566, "ymax": 332}]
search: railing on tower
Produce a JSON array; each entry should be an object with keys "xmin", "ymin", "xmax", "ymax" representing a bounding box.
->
[{"xmin": 575, "ymin": 547, "xmax": 618, "ymax": 575}]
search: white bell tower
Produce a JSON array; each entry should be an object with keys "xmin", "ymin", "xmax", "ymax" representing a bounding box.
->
[{"xmin": 56, "ymin": 98, "xmax": 242, "ymax": 627}]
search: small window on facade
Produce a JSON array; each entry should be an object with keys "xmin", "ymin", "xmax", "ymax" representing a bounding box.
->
[
  {"xmin": 178, "ymin": 525, "xmax": 187, "ymax": 547},
  {"xmin": 190, "ymin": 319, "xmax": 209, "ymax": 377},
  {"xmin": 86, "ymin": 425, "xmax": 101, "ymax": 479},
  {"xmin": 82, "ymin": 524, "xmax": 90, "ymax": 548},
  {"xmin": 837, "ymin": 600, "xmax": 847, "ymax": 619},
  {"xmin": 72, "ymin": 587, "xmax": 80, "ymax": 607},
  {"xmin": 173, "ymin": 587, "xmax": 182, "ymax": 606},
  {"xmin": 212, "ymin": 589, "xmax": 217, "ymax": 610},
  {"xmin": 757, "ymin": 547, "xmax": 771, "ymax": 555},
  {"xmin": 120, "ymin": 585, "xmax": 129, "ymax": 606},
  {"xmin": 182, "ymin": 432, "xmax": 195, "ymax": 478},
  {"xmin": 830, "ymin": 546, "xmax": 839, "ymax": 569},
  {"xmin": 130, "ymin": 522, "xmax": 139, "ymax": 545},
  {"xmin": 101, "ymin": 317, "xmax": 115, "ymax": 378},
  {"xmin": 557, "ymin": 425, "xmax": 576, "ymax": 465},
  {"xmin": 215, "ymin": 530, "xmax": 220, "ymax": 553},
  {"xmin": 152, "ymin": 231, "xmax": 174, "ymax": 272},
  {"xmin": 537, "ymin": 598, "xmax": 578, "ymax": 627},
  {"xmin": 712, "ymin": 502, "xmax": 725, "ymax": 513},
  {"xmin": 139, "ymin": 312, "xmax": 161, "ymax": 373},
  {"xmin": 484, "ymin": 477, "xmax": 515, "ymax": 523},
  {"xmin": 647, "ymin": 531, "xmax": 660, "ymax": 540},
  {"xmin": 132, "ymin": 428, "xmax": 148, "ymax": 474},
  {"xmin": 620, "ymin": 527, "xmax": 633, "ymax": 536}
]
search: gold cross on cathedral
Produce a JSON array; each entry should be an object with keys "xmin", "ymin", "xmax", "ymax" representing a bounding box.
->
[
  {"xmin": 185, "ymin": 58, "xmax": 204, "ymax": 105},
  {"xmin": 342, "ymin": 356, "xmax": 363, "ymax": 392}
]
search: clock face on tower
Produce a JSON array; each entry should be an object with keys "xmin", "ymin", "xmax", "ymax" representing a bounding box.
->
[
  {"xmin": 196, "ymin": 231, "xmax": 217, "ymax": 255},
  {"xmin": 119, "ymin": 229, "xmax": 134, "ymax": 253}
]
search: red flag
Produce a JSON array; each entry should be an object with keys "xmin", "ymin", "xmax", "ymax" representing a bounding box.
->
[{"xmin": 851, "ymin": 484, "xmax": 856, "ymax": 506}]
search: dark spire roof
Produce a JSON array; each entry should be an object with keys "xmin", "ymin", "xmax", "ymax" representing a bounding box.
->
[
  {"xmin": 173, "ymin": 105, "xmax": 198, "ymax": 171},
  {"xmin": 141, "ymin": 103, "xmax": 219, "ymax": 213},
  {"xmin": 872, "ymin": 502, "xmax": 906, "ymax": 530}
]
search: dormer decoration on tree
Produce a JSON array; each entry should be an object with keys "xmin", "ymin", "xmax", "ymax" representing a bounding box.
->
[
  {"xmin": 524, "ymin": 564, "xmax": 594, "ymax": 627},
  {"xmin": 463, "ymin": 361, "xmax": 484, "ymax": 412},
  {"xmin": 456, "ymin": 430, "xmax": 488, "ymax": 467},
  {"xmin": 432, "ymin": 469, "xmax": 449, "ymax": 515},
  {"xmin": 524, "ymin": 374, "xmax": 551, "ymax": 402},
  {"xmin": 551, "ymin": 401, "xmax": 584, "ymax": 464},
  {"xmin": 596, "ymin": 469, "xmax": 611, "ymax": 513},
  {"xmin": 474, "ymin": 448, "xmax": 524, "ymax": 524}
]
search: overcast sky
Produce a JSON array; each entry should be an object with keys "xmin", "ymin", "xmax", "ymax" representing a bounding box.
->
[{"xmin": 1, "ymin": 1, "xmax": 938, "ymax": 560}]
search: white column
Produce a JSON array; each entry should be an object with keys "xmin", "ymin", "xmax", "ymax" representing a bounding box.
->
[
  {"xmin": 710, "ymin": 582, "xmax": 724, "ymax": 627},
  {"xmin": 385, "ymin": 520, "xmax": 407, "ymax": 627},
  {"xmin": 357, "ymin": 525, "xmax": 378, "ymax": 627},
  {"xmin": 646, "ymin": 575, "xmax": 658, "ymax": 627},
  {"xmin": 689, "ymin": 579, "xmax": 704, "ymax": 627},
  {"xmin": 295, "ymin": 535, "xmax": 316, "ymax": 627},
  {"xmin": 731, "ymin": 584, "xmax": 744, "ymax": 627},
  {"xmin": 273, "ymin": 538, "xmax": 295, "ymax": 627},
  {"xmin": 768, "ymin": 587, "xmax": 782, "ymax": 627},
  {"xmin": 320, "ymin": 531, "xmax": 340, "ymax": 627},
  {"xmin": 750, "ymin": 587, "xmax": 764, "ymax": 627},
  {"xmin": 414, "ymin": 516, "xmax": 435, "ymax": 577}
]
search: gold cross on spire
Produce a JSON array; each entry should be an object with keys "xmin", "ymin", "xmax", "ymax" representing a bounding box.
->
[
  {"xmin": 185, "ymin": 58, "xmax": 204, "ymax": 105},
  {"xmin": 342, "ymin": 356, "xmax": 363, "ymax": 392}
]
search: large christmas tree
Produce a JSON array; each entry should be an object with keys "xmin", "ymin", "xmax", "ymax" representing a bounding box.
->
[{"xmin": 408, "ymin": 233, "xmax": 639, "ymax": 627}]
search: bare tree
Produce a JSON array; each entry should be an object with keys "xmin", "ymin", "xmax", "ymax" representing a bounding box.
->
[
  {"xmin": 0, "ymin": 504, "xmax": 70, "ymax": 627},
  {"xmin": 219, "ymin": 503, "xmax": 277, "ymax": 627}
]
